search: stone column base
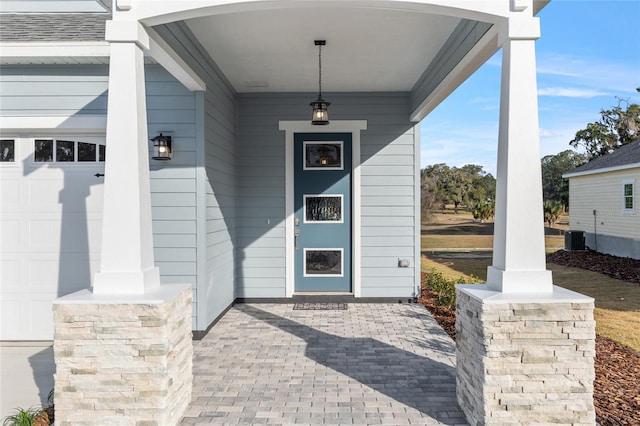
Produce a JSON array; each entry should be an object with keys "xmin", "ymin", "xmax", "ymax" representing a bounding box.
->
[
  {"xmin": 53, "ymin": 284, "xmax": 193, "ymax": 426},
  {"xmin": 456, "ymin": 285, "xmax": 595, "ymax": 425}
]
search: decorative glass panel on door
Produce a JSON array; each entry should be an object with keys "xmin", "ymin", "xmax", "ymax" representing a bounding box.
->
[
  {"xmin": 304, "ymin": 249, "xmax": 343, "ymax": 277},
  {"xmin": 304, "ymin": 195, "xmax": 343, "ymax": 223},
  {"xmin": 304, "ymin": 141, "xmax": 343, "ymax": 170}
]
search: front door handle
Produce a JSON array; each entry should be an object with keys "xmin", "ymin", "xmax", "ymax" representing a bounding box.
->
[{"xmin": 294, "ymin": 229, "xmax": 300, "ymax": 250}]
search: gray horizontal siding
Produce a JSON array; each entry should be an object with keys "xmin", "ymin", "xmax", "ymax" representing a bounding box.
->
[
  {"xmin": 238, "ymin": 92, "xmax": 417, "ymax": 298},
  {"xmin": 0, "ymin": 63, "xmax": 200, "ymax": 328},
  {"xmin": 0, "ymin": 65, "xmax": 108, "ymax": 116},
  {"xmin": 146, "ymin": 65, "xmax": 199, "ymax": 330},
  {"xmin": 155, "ymin": 22, "xmax": 238, "ymax": 332}
]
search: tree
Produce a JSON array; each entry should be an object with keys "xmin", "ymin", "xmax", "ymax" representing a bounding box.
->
[
  {"xmin": 421, "ymin": 163, "xmax": 450, "ymax": 216},
  {"xmin": 442, "ymin": 166, "xmax": 474, "ymax": 214},
  {"xmin": 544, "ymin": 200, "xmax": 564, "ymax": 228},
  {"xmin": 420, "ymin": 170, "xmax": 440, "ymax": 221},
  {"xmin": 541, "ymin": 150, "xmax": 587, "ymax": 209},
  {"xmin": 472, "ymin": 200, "xmax": 495, "ymax": 222},
  {"xmin": 570, "ymin": 99, "xmax": 640, "ymax": 160},
  {"xmin": 421, "ymin": 163, "xmax": 496, "ymax": 217},
  {"xmin": 472, "ymin": 173, "xmax": 497, "ymax": 205}
]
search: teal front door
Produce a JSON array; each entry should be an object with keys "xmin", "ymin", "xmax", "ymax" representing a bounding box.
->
[{"xmin": 294, "ymin": 133, "xmax": 352, "ymax": 292}]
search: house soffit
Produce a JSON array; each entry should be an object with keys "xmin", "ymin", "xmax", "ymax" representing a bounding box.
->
[{"xmin": 183, "ymin": 7, "xmax": 462, "ymax": 93}]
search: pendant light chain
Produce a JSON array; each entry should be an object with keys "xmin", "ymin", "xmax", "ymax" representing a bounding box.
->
[{"xmin": 318, "ymin": 42, "xmax": 323, "ymax": 98}]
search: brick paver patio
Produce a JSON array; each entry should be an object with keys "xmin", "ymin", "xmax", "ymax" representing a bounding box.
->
[{"xmin": 180, "ymin": 303, "xmax": 467, "ymax": 425}]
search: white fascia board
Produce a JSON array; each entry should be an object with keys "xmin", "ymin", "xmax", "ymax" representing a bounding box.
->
[
  {"xmin": 0, "ymin": 41, "xmax": 110, "ymax": 59},
  {"xmin": 146, "ymin": 27, "xmax": 206, "ymax": 92},
  {"xmin": 124, "ymin": 1, "xmax": 511, "ymax": 27},
  {"xmin": 410, "ymin": 23, "xmax": 499, "ymax": 121},
  {"xmin": 563, "ymin": 163, "xmax": 640, "ymax": 179},
  {"xmin": 0, "ymin": 1, "xmax": 108, "ymax": 13},
  {"xmin": 0, "ymin": 115, "xmax": 107, "ymax": 133}
]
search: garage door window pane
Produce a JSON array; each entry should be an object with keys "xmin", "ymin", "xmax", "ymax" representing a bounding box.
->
[
  {"xmin": 0, "ymin": 140, "xmax": 15, "ymax": 162},
  {"xmin": 35, "ymin": 140, "xmax": 54, "ymax": 162},
  {"xmin": 56, "ymin": 140, "xmax": 75, "ymax": 162},
  {"xmin": 78, "ymin": 142, "xmax": 96, "ymax": 162},
  {"xmin": 99, "ymin": 145, "xmax": 106, "ymax": 162}
]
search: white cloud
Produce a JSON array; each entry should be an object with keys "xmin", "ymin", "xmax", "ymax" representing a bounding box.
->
[
  {"xmin": 538, "ymin": 87, "xmax": 610, "ymax": 98},
  {"xmin": 537, "ymin": 53, "xmax": 639, "ymax": 95}
]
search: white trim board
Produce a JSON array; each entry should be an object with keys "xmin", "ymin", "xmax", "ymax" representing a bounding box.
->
[
  {"xmin": 279, "ymin": 120, "xmax": 367, "ymax": 298},
  {"xmin": 0, "ymin": 115, "xmax": 107, "ymax": 133},
  {"xmin": 563, "ymin": 163, "xmax": 640, "ymax": 179}
]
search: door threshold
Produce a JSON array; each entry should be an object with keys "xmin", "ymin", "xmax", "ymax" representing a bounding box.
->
[{"xmin": 291, "ymin": 293, "xmax": 357, "ymax": 304}]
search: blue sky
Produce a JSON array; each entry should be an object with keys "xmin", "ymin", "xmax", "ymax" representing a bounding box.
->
[{"xmin": 420, "ymin": 0, "xmax": 640, "ymax": 176}]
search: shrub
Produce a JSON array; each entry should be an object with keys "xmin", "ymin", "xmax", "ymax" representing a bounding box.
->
[
  {"xmin": 2, "ymin": 407, "xmax": 48, "ymax": 426},
  {"xmin": 423, "ymin": 268, "xmax": 480, "ymax": 310}
]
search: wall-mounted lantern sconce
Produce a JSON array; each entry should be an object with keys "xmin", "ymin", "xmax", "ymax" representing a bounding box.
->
[{"xmin": 151, "ymin": 133, "xmax": 172, "ymax": 160}]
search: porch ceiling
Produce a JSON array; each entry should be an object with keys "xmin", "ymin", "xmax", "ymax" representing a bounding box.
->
[{"xmin": 184, "ymin": 7, "xmax": 462, "ymax": 93}]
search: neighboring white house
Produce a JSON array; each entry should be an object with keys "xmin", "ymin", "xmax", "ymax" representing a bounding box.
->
[{"xmin": 564, "ymin": 140, "xmax": 640, "ymax": 259}]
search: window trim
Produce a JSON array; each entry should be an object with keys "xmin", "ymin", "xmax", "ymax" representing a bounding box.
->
[
  {"xmin": 0, "ymin": 138, "xmax": 17, "ymax": 165},
  {"xmin": 303, "ymin": 248, "xmax": 344, "ymax": 278},
  {"xmin": 303, "ymin": 141, "xmax": 344, "ymax": 171},
  {"xmin": 32, "ymin": 137, "xmax": 105, "ymax": 164},
  {"xmin": 303, "ymin": 194, "xmax": 344, "ymax": 224},
  {"xmin": 623, "ymin": 179, "xmax": 635, "ymax": 212}
]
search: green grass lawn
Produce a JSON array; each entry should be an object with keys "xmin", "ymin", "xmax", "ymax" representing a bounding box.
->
[{"xmin": 422, "ymin": 211, "xmax": 640, "ymax": 351}]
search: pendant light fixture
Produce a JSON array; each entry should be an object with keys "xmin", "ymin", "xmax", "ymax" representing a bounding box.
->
[{"xmin": 310, "ymin": 40, "xmax": 330, "ymax": 125}]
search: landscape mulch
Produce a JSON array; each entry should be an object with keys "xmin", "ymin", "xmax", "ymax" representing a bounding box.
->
[
  {"xmin": 420, "ymin": 250, "xmax": 640, "ymax": 426},
  {"xmin": 547, "ymin": 250, "xmax": 640, "ymax": 285}
]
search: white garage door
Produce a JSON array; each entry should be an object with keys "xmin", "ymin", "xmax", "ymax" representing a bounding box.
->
[{"xmin": 0, "ymin": 136, "xmax": 105, "ymax": 340}]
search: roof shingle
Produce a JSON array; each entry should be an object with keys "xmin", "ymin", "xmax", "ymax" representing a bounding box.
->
[
  {"xmin": 0, "ymin": 1, "xmax": 112, "ymax": 42},
  {"xmin": 568, "ymin": 140, "xmax": 640, "ymax": 175}
]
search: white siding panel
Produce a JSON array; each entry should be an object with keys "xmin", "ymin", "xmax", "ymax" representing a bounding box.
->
[
  {"xmin": 151, "ymin": 192, "xmax": 197, "ymax": 206},
  {"xmin": 152, "ymin": 220, "xmax": 196, "ymax": 234},
  {"xmin": 361, "ymin": 196, "xmax": 415, "ymax": 207},
  {"xmin": 158, "ymin": 262, "xmax": 197, "ymax": 276},
  {"xmin": 236, "ymin": 286, "xmax": 286, "ymax": 298},
  {"xmin": 569, "ymin": 169, "xmax": 640, "ymax": 240},
  {"xmin": 361, "ymin": 186, "xmax": 414, "ymax": 196},
  {"xmin": 361, "ymin": 226, "xmax": 415, "ymax": 237},
  {"xmin": 150, "ymin": 178, "xmax": 195, "ymax": 193},
  {"xmin": 361, "ymin": 175, "xmax": 414, "ymax": 186},
  {"xmin": 153, "ymin": 234, "xmax": 197, "ymax": 248}
]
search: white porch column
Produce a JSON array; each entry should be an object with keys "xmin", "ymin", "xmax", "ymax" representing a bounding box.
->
[
  {"xmin": 486, "ymin": 12, "xmax": 553, "ymax": 293},
  {"xmin": 93, "ymin": 20, "xmax": 160, "ymax": 294},
  {"xmin": 54, "ymin": 20, "xmax": 193, "ymax": 425},
  {"xmin": 456, "ymin": 8, "xmax": 595, "ymax": 425}
]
